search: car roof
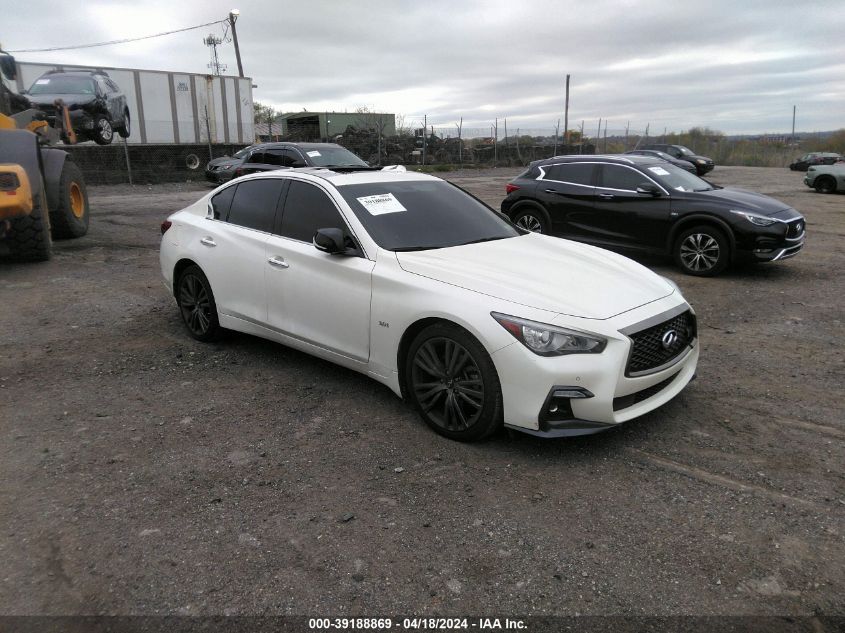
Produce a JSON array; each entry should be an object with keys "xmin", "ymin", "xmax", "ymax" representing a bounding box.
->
[
  {"xmin": 234, "ymin": 167, "xmax": 439, "ymax": 187},
  {"xmin": 256, "ymin": 142, "xmax": 346, "ymax": 150},
  {"xmin": 534, "ymin": 154, "xmax": 661, "ymax": 167},
  {"xmin": 41, "ymin": 69, "xmax": 108, "ymax": 78}
]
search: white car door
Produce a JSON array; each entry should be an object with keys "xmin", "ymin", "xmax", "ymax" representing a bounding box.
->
[
  {"xmin": 195, "ymin": 178, "xmax": 284, "ymax": 324},
  {"xmin": 264, "ymin": 179, "xmax": 375, "ymax": 362}
]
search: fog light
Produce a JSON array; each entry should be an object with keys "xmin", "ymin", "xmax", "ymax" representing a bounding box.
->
[{"xmin": 539, "ymin": 386, "xmax": 595, "ymax": 426}]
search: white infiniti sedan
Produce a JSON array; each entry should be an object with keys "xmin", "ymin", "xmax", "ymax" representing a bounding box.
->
[{"xmin": 160, "ymin": 167, "xmax": 699, "ymax": 441}]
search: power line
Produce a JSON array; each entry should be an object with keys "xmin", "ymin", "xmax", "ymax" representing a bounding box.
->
[{"xmin": 8, "ymin": 20, "xmax": 226, "ymax": 53}]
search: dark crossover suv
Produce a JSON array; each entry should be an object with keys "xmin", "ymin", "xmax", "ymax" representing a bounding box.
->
[
  {"xmin": 205, "ymin": 142, "xmax": 368, "ymax": 183},
  {"xmin": 641, "ymin": 144, "xmax": 714, "ymax": 175},
  {"xmin": 625, "ymin": 149, "xmax": 696, "ymax": 173},
  {"xmin": 501, "ymin": 155, "xmax": 805, "ymax": 276},
  {"xmin": 25, "ymin": 70, "xmax": 130, "ymax": 145}
]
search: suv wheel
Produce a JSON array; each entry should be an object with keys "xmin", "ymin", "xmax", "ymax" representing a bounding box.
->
[
  {"xmin": 674, "ymin": 225, "xmax": 729, "ymax": 277},
  {"xmin": 91, "ymin": 115, "xmax": 114, "ymax": 145},
  {"xmin": 512, "ymin": 207, "xmax": 549, "ymax": 233},
  {"xmin": 814, "ymin": 176, "xmax": 836, "ymax": 194}
]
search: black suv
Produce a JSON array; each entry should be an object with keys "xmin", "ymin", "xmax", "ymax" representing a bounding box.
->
[
  {"xmin": 25, "ymin": 70, "xmax": 130, "ymax": 145},
  {"xmin": 501, "ymin": 155, "xmax": 805, "ymax": 276},
  {"xmin": 641, "ymin": 143, "xmax": 714, "ymax": 175},
  {"xmin": 213, "ymin": 142, "xmax": 369, "ymax": 182}
]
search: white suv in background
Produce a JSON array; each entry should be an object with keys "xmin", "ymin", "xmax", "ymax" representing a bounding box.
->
[{"xmin": 160, "ymin": 167, "xmax": 698, "ymax": 441}]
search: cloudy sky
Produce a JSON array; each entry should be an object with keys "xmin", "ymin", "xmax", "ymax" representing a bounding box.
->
[{"xmin": 4, "ymin": 0, "xmax": 844, "ymax": 136}]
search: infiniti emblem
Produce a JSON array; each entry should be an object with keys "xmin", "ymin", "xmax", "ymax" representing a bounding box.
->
[{"xmin": 661, "ymin": 329, "xmax": 679, "ymax": 350}]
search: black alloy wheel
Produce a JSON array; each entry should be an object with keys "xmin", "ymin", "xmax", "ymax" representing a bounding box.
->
[
  {"xmin": 406, "ymin": 323, "xmax": 502, "ymax": 441},
  {"xmin": 176, "ymin": 265, "xmax": 221, "ymax": 341},
  {"xmin": 512, "ymin": 208, "xmax": 548, "ymax": 233},
  {"xmin": 674, "ymin": 225, "xmax": 730, "ymax": 277},
  {"xmin": 91, "ymin": 115, "xmax": 114, "ymax": 145}
]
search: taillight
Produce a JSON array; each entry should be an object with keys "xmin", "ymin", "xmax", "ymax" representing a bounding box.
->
[
  {"xmin": 505, "ymin": 183, "xmax": 520, "ymax": 194},
  {"xmin": 233, "ymin": 168, "xmax": 243, "ymax": 177},
  {"xmin": 160, "ymin": 220, "xmax": 172, "ymax": 235}
]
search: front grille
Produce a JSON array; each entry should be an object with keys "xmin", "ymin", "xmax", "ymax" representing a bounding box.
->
[
  {"xmin": 613, "ymin": 371, "xmax": 680, "ymax": 411},
  {"xmin": 626, "ymin": 310, "xmax": 695, "ymax": 376},
  {"xmin": 786, "ymin": 219, "xmax": 805, "ymax": 239}
]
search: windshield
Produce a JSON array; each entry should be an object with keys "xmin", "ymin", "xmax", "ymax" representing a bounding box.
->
[
  {"xmin": 675, "ymin": 145, "xmax": 696, "ymax": 157},
  {"xmin": 305, "ymin": 147, "xmax": 368, "ymax": 167},
  {"xmin": 29, "ymin": 75, "xmax": 96, "ymax": 95},
  {"xmin": 644, "ymin": 163, "xmax": 714, "ymax": 192},
  {"xmin": 338, "ymin": 180, "xmax": 520, "ymax": 251},
  {"xmin": 233, "ymin": 148, "xmax": 250, "ymax": 159}
]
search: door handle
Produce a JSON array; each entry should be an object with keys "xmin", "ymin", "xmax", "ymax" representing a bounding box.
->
[
  {"xmin": 544, "ymin": 188, "xmax": 561, "ymax": 194},
  {"xmin": 598, "ymin": 193, "xmax": 615, "ymax": 199},
  {"xmin": 268, "ymin": 256, "xmax": 290, "ymax": 269},
  {"xmin": 200, "ymin": 236, "xmax": 216, "ymax": 247}
]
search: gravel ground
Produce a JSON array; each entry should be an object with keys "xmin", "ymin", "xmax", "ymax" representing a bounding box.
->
[{"xmin": 0, "ymin": 166, "xmax": 843, "ymax": 618}]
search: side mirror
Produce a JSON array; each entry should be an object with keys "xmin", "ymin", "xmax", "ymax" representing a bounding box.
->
[
  {"xmin": 636, "ymin": 183, "xmax": 661, "ymax": 197},
  {"xmin": 291, "ymin": 160, "xmax": 307, "ymax": 168},
  {"xmin": 314, "ymin": 228, "xmax": 356, "ymax": 256},
  {"xmin": 0, "ymin": 54, "xmax": 17, "ymax": 81}
]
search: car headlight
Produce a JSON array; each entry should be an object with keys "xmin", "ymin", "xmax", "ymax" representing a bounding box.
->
[
  {"xmin": 220, "ymin": 165, "xmax": 232, "ymax": 170},
  {"xmin": 491, "ymin": 312, "xmax": 606, "ymax": 356},
  {"xmin": 695, "ymin": 158, "xmax": 706, "ymax": 164},
  {"xmin": 730, "ymin": 209, "xmax": 778, "ymax": 227}
]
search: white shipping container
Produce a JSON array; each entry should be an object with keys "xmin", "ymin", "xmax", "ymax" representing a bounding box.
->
[{"xmin": 12, "ymin": 60, "xmax": 254, "ymax": 145}]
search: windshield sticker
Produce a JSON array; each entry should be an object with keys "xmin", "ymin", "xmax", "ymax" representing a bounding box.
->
[
  {"xmin": 647, "ymin": 166, "xmax": 670, "ymax": 176},
  {"xmin": 356, "ymin": 193, "xmax": 407, "ymax": 215},
  {"xmin": 35, "ymin": 79, "xmax": 50, "ymax": 85},
  {"xmin": 306, "ymin": 151, "xmax": 321, "ymax": 157}
]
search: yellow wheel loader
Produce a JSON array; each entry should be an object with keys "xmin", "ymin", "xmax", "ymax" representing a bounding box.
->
[{"xmin": 0, "ymin": 48, "xmax": 89, "ymax": 261}]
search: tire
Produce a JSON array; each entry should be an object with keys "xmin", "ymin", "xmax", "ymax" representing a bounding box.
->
[
  {"xmin": 184, "ymin": 153, "xmax": 201, "ymax": 171},
  {"xmin": 405, "ymin": 322, "xmax": 503, "ymax": 442},
  {"xmin": 512, "ymin": 206, "xmax": 550, "ymax": 234},
  {"xmin": 814, "ymin": 176, "xmax": 837, "ymax": 194},
  {"xmin": 5, "ymin": 193, "xmax": 52, "ymax": 261},
  {"xmin": 674, "ymin": 225, "xmax": 730, "ymax": 277},
  {"xmin": 48, "ymin": 161, "xmax": 89, "ymax": 239},
  {"xmin": 91, "ymin": 115, "xmax": 114, "ymax": 145},
  {"xmin": 117, "ymin": 110, "xmax": 130, "ymax": 139},
  {"xmin": 175, "ymin": 265, "xmax": 221, "ymax": 342}
]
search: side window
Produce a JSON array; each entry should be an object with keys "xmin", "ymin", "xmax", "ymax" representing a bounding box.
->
[
  {"xmin": 544, "ymin": 163, "xmax": 595, "ymax": 185},
  {"xmin": 246, "ymin": 151, "xmax": 264, "ymax": 164},
  {"xmin": 263, "ymin": 149, "xmax": 298, "ymax": 167},
  {"xmin": 278, "ymin": 180, "xmax": 346, "ymax": 242},
  {"xmin": 600, "ymin": 165, "xmax": 650, "ymax": 191},
  {"xmin": 210, "ymin": 184, "xmax": 237, "ymax": 220},
  {"xmin": 106, "ymin": 79, "xmax": 120, "ymax": 93},
  {"xmin": 226, "ymin": 179, "xmax": 284, "ymax": 232},
  {"xmin": 667, "ymin": 147, "xmax": 682, "ymax": 158}
]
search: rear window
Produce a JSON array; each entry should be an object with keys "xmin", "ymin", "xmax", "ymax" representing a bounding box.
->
[
  {"xmin": 542, "ymin": 163, "xmax": 595, "ymax": 186},
  {"xmin": 225, "ymin": 179, "xmax": 284, "ymax": 232}
]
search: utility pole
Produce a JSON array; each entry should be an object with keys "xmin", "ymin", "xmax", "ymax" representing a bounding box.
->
[
  {"xmin": 579, "ymin": 121, "xmax": 584, "ymax": 154},
  {"xmin": 554, "ymin": 118, "xmax": 560, "ymax": 156},
  {"xmin": 494, "ymin": 118, "xmax": 498, "ymax": 164},
  {"xmin": 624, "ymin": 121, "xmax": 630, "ymax": 151},
  {"xmin": 422, "ymin": 114, "xmax": 427, "ymax": 165},
  {"xmin": 603, "ymin": 119, "xmax": 608, "ymax": 153},
  {"xmin": 229, "ymin": 10, "xmax": 244, "ymax": 78},
  {"xmin": 791, "ymin": 105, "xmax": 796, "ymax": 143},
  {"xmin": 564, "ymin": 74, "xmax": 570, "ymax": 146},
  {"xmin": 596, "ymin": 118, "xmax": 601, "ymax": 152}
]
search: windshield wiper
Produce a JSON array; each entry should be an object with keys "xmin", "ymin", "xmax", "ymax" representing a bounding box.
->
[
  {"xmin": 391, "ymin": 245, "xmax": 446, "ymax": 252},
  {"xmin": 457, "ymin": 236, "xmax": 509, "ymax": 246}
]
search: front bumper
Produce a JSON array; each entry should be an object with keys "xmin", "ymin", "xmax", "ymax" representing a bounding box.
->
[{"xmin": 492, "ymin": 296, "xmax": 699, "ymax": 437}]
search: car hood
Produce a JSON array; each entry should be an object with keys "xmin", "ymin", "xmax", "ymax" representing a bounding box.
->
[
  {"xmin": 29, "ymin": 94, "xmax": 97, "ymax": 109},
  {"xmin": 684, "ymin": 187, "xmax": 792, "ymax": 216},
  {"xmin": 395, "ymin": 234, "xmax": 674, "ymax": 320}
]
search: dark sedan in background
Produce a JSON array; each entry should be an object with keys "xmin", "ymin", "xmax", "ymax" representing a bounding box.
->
[
  {"xmin": 642, "ymin": 143, "xmax": 715, "ymax": 175},
  {"xmin": 205, "ymin": 142, "xmax": 369, "ymax": 183},
  {"xmin": 789, "ymin": 152, "xmax": 843, "ymax": 172},
  {"xmin": 625, "ymin": 149, "xmax": 697, "ymax": 173},
  {"xmin": 501, "ymin": 155, "xmax": 804, "ymax": 277}
]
